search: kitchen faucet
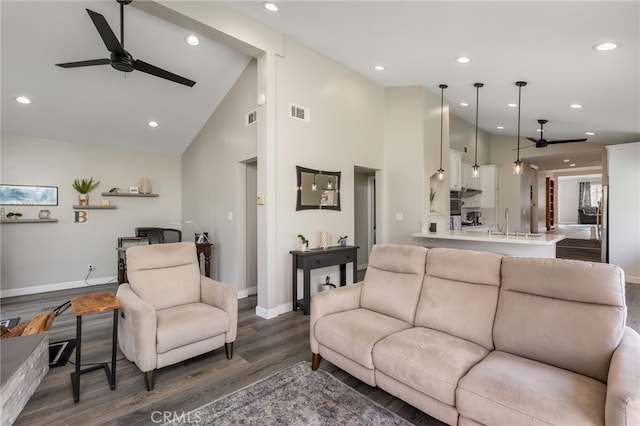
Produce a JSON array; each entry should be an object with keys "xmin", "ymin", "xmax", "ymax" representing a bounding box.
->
[{"xmin": 504, "ymin": 208, "xmax": 509, "ymax": 236}]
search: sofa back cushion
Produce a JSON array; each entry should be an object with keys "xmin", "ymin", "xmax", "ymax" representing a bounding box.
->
[
  {"xmin": 126, "ymin": 242, "xmax": 201, "ymax": 311},
  {"xmin": 360, "ymin": 244, "xmax": 427, "ymax": 324},
  {"xmin": 415, "ymin": 248, "xmax": 503, "ymax": 350},
  {"xmin": 494, "ymin": 257, "xmax": 626, "ymax": 383}
]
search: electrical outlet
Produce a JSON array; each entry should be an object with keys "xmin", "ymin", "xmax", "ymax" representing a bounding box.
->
[{"xmin": 88, "ymin": 264, "xmax": 95, "ymax": 272}]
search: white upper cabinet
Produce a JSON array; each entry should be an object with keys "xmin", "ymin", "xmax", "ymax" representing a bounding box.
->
[
  {"xmin": 449, "ymin": 150, "xmax": 462, "ymax": 191},
  {"xmin": 479, "ymin": 164, "xmax": 501, "ymax": 208}
]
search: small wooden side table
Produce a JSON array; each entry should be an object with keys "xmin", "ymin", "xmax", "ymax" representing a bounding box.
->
[{"xmin": 70, "ymin": 292, "xmax": 121, "ymax": 403}]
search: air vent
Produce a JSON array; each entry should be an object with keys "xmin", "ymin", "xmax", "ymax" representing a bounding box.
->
[
  {"xmin": 289, "ymin": 103, "xmax": 310, "ymax": 122},
  {"xmin": 246, "ymin": 110, "xmax": 257, "ymax": 127}
]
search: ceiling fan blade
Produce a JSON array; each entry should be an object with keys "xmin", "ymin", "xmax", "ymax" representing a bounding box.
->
[
  {"xmin": 512, "ymin": 144, "xmax": 537, "ymax": 150},
  {"xmin": 546, "ymin": 138, "xmax": 588, "ymax": 144},
  {"xmin": 86, "ymin": 9, "xmax": 124, "ymax": 54},
  {"xmin": 134, "ymin": 59, "xmax": 196, "ymax": 87},
  {"xmin": 526, "ymin": 137, "xmax": 539, "ymax": 143},
  {"xmin": 56, "ymin": 58, "xmax": 111, "ymax": 68}
]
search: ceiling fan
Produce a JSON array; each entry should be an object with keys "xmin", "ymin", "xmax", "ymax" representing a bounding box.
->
[
  {"xmin": 55, "ymin": 0, "xmax": 195, "ymax": 87},
  {"xmin": 525, "ymin": 119, "xmax": 587, "ymax": 148}
]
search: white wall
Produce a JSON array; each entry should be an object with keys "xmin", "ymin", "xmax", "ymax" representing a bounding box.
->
[
  {"xmin": 275, "ymin": 38, "xmax": 385, "ymax": 314},
  {"xmin": 181, "ymin": 60, "xmax": 258, "ymax": 293},
  {"xmin": 0, "ymin": 135, "xmax": 181, "ymax": 296},
  {"xmin": 606, "ymin": 142, "xmax": 640, "ymax": 283}
]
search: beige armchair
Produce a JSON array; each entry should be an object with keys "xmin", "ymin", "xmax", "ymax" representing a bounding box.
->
[{"xmin": 116, "ymin": 242, "xmax": 237, "ymax": 391}]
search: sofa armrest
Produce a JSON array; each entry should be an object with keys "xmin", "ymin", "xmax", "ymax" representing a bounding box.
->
[
  {"xmin": 201, "ymin": 276, "xmax": 238, "ymax": 343},
  {"xmin": 605, "ymin": 326, "xmax": 640, "ymax": 426},
  {"xmin": 116, "ymin": 284, "xmax": 157, "ymax": 372},
  {"xmin": 309, "ymin": 282, "xmax": 363, "ymax": 353}
]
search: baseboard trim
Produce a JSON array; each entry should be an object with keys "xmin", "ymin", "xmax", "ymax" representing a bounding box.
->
[
  {"xmin": 626, "ymin": 276, "xmax": 640, "ymax": 285},
  {"xmin": 1, "ymin": 277, "xmax": 118, "ymax": 299},
  {"xmin": 255, "ymin": 301, "xmax": 293, "ymax": 319}
]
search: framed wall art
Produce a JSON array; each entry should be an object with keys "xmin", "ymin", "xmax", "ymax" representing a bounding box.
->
[{"xmin": 0, "ymin": 184, "xmax": 59, "ymax": 206}]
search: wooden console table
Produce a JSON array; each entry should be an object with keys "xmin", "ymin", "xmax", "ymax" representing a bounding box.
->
[
  {"xmin": 117, "ymin": 243, "xmax": 214, "ymax": 283},
  {"xmin": 290, "ymin": 245, "xmax": 358, "ymax": 315}
]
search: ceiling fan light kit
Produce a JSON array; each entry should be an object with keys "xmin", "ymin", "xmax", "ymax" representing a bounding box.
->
[{"xmin": 55, "ymin": 0, "xmax": 196, "ymax": 87}]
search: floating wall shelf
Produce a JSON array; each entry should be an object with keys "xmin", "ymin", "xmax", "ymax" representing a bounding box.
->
[
  {"xmin": 1, "ymin": 219, "xmax": 58, "ymax": 224},
  {"xmin": 101, "ymin": 192, "xmax": 159, "ymax": 197},
  {"xmin": 72, "ymin": 205, "xmax": 117, "ymax": 209}
]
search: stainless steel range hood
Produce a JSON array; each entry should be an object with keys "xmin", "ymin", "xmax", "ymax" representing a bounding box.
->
[{"xmin": 460, "ymin": 188, "xmax": 482, "ymax": 197}]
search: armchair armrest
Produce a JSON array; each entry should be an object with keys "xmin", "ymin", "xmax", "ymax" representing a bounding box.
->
[
  {"xmin": 310, "ymin": 282, "xmax": 363, "ymax": 353},
  {"xmin": 201, "ymin": 276, "xmax": 238, "ymax": 342},
  {"xmin": 606, "ymin": 326, "xmax": 640, "ymax": 426},
  {"xmin": 115, "ymin": 284, "xmax": 157, "ymax": 372}
]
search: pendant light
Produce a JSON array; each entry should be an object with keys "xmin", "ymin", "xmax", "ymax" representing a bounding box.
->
[
  {"xmin": 311, "ymin": 174, "xmax": 317, "ymax": 191},
  {"xmin": 513, "ymin": 81, "xmax": 527, "ymax": 175},
  {"xmin": 437, "ymin": 84, "xmax": 448, "ymax": 181},
  {"xmin": 472, "ymin": 83, "xmax": 483, "ymax": 179}
]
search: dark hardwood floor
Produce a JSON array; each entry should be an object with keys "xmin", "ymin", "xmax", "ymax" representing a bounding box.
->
[{"xmin": 2, "ymin": 279, "xmax": 638, "ymax": 426}]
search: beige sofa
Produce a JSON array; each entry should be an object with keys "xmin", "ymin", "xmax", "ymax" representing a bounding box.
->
[{"xmin": 310, "ymin": 244, "xmax": 639, "ymax": 426}]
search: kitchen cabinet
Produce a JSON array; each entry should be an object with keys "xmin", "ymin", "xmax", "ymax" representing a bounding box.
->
[
  {"xmin": 462, "ymin": 161, "xmax": 481, "ymax": 190},
  {"xmin": 449, "ymin": 150, "xmax": 462, "ymax": 191},
  {"xmin": 479, "ymin": 164, "xmax": 500, "ymax": 208}
]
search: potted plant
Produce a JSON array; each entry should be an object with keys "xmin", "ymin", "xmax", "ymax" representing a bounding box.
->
[
  {"xmin": 6, "ymin": 212, "xmax": 23, "ymax": 220},
  {"xmin": 297, "ymin": 234, "xmax": 309, "ymax": 251},
  {"xmin": 337, "ymin": 235, "xmax": 348, "ymax": 247},
  {"xmin": 72, "ymin": 177, "xmax": 100, "ymax": 206},
  {"xmin": 430, "ymin": 188, "xmax": 436, "ymax": 212}
]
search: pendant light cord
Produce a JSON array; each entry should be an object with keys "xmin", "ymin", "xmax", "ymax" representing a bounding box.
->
[
  {"xmin": 439, "ymin": 84, "xmax": 447, "ymax": 171},
  {"xmin": 473, "ymin": 83, "xmax": 483, "ymax": 167},
  {"xmin": 517, "ymin": 85, "xmax": 522, "ymax": 161}
]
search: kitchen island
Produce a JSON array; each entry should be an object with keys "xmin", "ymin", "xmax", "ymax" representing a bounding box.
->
[{"xmin": 411, "ymin": 230, "xmax": 566, "ymax": 258}]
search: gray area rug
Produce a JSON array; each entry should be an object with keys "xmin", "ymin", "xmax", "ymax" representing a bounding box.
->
[{"xmin": 165, "ymin": 362, "xmax": 412, "ymax": 425}]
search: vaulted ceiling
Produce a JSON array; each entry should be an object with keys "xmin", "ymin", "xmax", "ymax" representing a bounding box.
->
[{"xmin": 2, "ymin": 1, "xmax": 638, "ymax": 169}]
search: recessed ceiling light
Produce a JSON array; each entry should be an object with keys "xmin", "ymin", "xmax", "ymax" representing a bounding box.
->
[
  {"xmin": 507, "ymin": 103, "xmax": 517, "ymax": 108},
  {"xmin": 594, "ymin": 42, "xmax": 619, "ymax": 51},
  {"xmin": 16, "ymin": 96, "xmax": 31, "ymax": 104},
  {"xmin": 185, "ymin": 34, "xmax": 199, "ymax": 46},
  {"xmin": 456, "ymin": 57, "xmax": 470, "ymax": 64},
  {"xmin": 263, "ymin": 2, "xmax": 279, "ymax": 12},
  {"xmin": 496, "ymin": 126, "xmax": 504, "ymax": 130},
  {"xmin": 460, "ymin": 102, "xmax": 469, "ymax": 107},
  {"xmin": 563, "ymin": 159, "xmax": 570, "ymax": 162},
  {"xmin": 570, "ymin": 163, "xmax": 576, "ymax": 167},
  {"xmin": 148, "ymin": 121, "xmax": 159, "ymax": 128},
  {"xmin": 374, "ymin": 65, "xmax": 385, "ymax": 71},
  {"xmin": 570, "ymin": 104, "xmax": 583, "ymax": 109},
  {"xmin": 585, "ymin": 132, "xmax": 595, "ymax": 136}
]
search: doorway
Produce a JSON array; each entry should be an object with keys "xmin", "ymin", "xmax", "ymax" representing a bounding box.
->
[
  {"xmin": 245, "ymin": 160, "xmax": 258, "ymax": 296},
  {"xmin": 354, "ymin": 167, "xmax": 377, "ymax": 271}
]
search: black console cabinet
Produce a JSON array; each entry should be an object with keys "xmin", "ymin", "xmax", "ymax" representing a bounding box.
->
[{"xmin": 290, "ymin": 245, "xmax": 358, "ymax": 315}]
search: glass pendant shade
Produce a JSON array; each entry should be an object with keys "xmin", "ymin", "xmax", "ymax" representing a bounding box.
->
[
  {"xmin": 513, "ymin": 160, "xmax": 523, "ymax": 175},
  {"xmin": 437, "ymin": 168, "xmax": 445, "ymax": 182},
  {"xmin": 472, "ymin": 164, "xmax": 480, "ymax": 178}
]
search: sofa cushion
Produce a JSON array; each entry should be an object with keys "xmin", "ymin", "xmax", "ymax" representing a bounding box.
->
[
  {"xmin": 495, "ymin": 257, "xmax": 626, "ymax": 383},
  {"xmin": 126, "ymin": 242, "xmax": 201, "ymax": 311},
  {"xmin": 314, "ymin": 308, "xmax": 412, "ymax": 369},
  {"xmin": 415, "ymin": 248, "xmax": 502, "ymax": 350},
  {"xmin": 156, "ymin": 302, "xmax": 230, "ymax": 354},
  {"xmin": 457, "ymin": 351, "xmax": 606, "ymax": 426},
  {"xmin": 373, "ymin": 327, "xmax": 489, "ymax": 406},
  {"xmin": 360, "ymin": 244, "xmax": 427, "ymax": 324}
]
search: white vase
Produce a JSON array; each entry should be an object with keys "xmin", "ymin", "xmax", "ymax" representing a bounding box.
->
[
  {"xmin": 140, "ymin": 178, "xmax": 152, "ymax": 194},
  {"xmin": 319, "ymin": 231, "xmax": 330, "ymax": 249}
]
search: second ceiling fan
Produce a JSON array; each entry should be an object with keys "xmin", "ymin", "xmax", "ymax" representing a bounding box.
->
[{"xmin": 526, "ymin": 119, "xmax": 587, "ymax": 148}]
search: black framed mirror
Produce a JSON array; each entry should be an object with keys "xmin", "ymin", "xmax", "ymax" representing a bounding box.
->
[{"xmin": 296, "ymin": 166, "xmax": 341, "ymax": 211}]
